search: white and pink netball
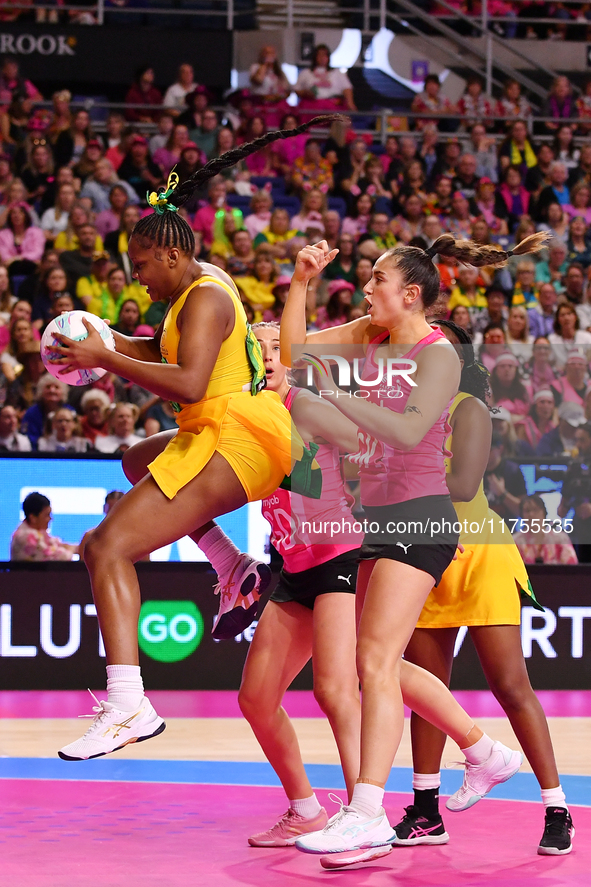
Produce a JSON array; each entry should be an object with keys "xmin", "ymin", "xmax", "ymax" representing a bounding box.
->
[{"xmin": 41, "ymin": 310, "xmax": 116, "ymax": 387}]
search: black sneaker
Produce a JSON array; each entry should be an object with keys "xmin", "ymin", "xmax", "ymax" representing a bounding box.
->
[
  {"xmin": 538, "ymin": 807, "xmax": 574, "ymax": 856},
  {"xmin": 392, "ymin": 805, "xmax": 449, "ymax": 846}
]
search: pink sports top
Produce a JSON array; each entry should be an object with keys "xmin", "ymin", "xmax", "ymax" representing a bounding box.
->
[
  {"xmin": 261, "ymin": 387, "xmax": 363, "ymax": 573},
  {"xmin": 359, "ymin": 326, "xmax": 454, "ymax": 507}
]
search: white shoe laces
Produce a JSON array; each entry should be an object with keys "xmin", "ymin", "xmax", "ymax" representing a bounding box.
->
[
  {"xmin": 77, "ymin": 689, "xmax": 113, "ymax": 735},
  {"xmin": 323, "ymin": 794, "xmax": 356, "ymax": 832}
]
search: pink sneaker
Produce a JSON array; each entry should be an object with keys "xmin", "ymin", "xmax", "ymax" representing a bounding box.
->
[
  {"xmin": 248, "ymin": 807, "xmax": 328, "ymax": 847},
  {"xmin": 446, "ymin": 741, "xmax": 523, "ymax": 812},
  {"xmin": 212, "ymin": 555, "xmax": 271, "ymax": 641},
  {"xmin": 320, "ymin": 845, "xmax": 393, "ymax": 869}
]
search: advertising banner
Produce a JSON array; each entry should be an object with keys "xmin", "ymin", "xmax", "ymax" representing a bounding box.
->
[
  {"xmin": 0, "ymin": 24, "xmax": 232, "ymax": 89},
  {"xmin": 1, "ymin": 563, "xmax": 589, "ymax": 690}
]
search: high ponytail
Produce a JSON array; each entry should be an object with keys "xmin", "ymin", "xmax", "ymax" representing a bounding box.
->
[
  {"xmin": 131, "ymin": 115, "xmax": 345, "ymax": 254},
  {"xmin": 385, "ymin": 231, "xmax": 550, "ymax": 309},
  {"xmin": 426, "ymin": 231, "xmax": 550, "ymax": 269}
]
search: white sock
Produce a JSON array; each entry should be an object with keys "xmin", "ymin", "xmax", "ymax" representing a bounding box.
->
[
  {"xmin": 199, "ymin": 524, "xmax": 243, "ymax": 579},
  {"xmin": 462, "ymin": 733, "xmax": 495, "ymax": 765},
  {"xmin": 541, "ymin": 786, "xmax": 568, "ymax": 810},
  {"xmin": 413, "ymin": 772, "xmax": 441, "ymax": 790},
  {"xmin": 106, "ymin": 664, "xmax": 144, "ymax": 711},
  {"xmin": 290, "ymin": 794, "xmax": 322, "ymax": 819},
  {"xmin": 350, "ymin": 783, "xmax": 384, "ymax": 818}
]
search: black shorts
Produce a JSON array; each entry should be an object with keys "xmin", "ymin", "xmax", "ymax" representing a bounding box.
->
[
  {"xmin": 359, "ymin": 495, "xmax": 458, "ymax": 586},
  {"xmin": 270, "ymin": 549, "xmax": 359, "ymax": 610}
]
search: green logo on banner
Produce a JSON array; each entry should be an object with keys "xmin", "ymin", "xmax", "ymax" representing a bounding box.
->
[{"xmin": 138, "ymin": 601, "xmax": 204, "ymax": 662}]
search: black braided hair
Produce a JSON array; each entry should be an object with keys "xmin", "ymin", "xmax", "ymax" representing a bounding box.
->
[
  {"xmin": 133, "ymin": 115, "xmax": 345, "ymax": 255},
  {"xmin": 432, "ymin": 319, "xmax": 491, "ymax": 404}
]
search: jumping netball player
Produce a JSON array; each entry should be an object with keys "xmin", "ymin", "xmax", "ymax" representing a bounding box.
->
[
  {"xmin": 280, "ymin": 232, "xmax": 547, "ymax": 868},
  {"xmin": 239, "ymin": 321, "xmax": 363, "ymax": 846},
  {"xmin": 392, "ymin": 319, "xmax": 574, "ymax": 856},
  {"xmin": 48, "ymin": 118, "xmax": 337, "ymax": 761}
]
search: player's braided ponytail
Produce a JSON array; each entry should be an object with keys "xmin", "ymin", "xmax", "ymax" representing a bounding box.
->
[{"xmin": 133, "ymin": 115, "xmax": 344, "ymax": 255}]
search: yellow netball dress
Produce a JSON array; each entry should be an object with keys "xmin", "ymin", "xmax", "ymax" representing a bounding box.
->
[
  {"xmin": 148, "ymin": 274, "xmax": 299, "ymax": 502},
  {"xmin": 417, "ymin": 391, "xmax": 540, "ymax": 629}
]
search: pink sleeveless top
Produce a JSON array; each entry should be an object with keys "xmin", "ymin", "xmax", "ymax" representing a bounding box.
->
[
  {"xmin": 261, "ymin": 387, "xmax": 363, "ymax": 573},
  {"xmin": 359, "ymin": 326, "xmax": 453, "ymax": 507}
]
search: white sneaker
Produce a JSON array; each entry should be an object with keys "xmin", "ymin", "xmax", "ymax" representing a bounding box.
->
[
  {"xmin": 295, "ymin": 799, "xmax": 394, "ymax": 855},
  {"xmin": 446, "ymin": 741, "xmax": 523, "ymax": 812},
  {"xmin": 58, "ymin": 691, "xmax": 166, "ymax": 761},
  {"xmin": 212, "ymin": 555, "xmax": 271, "ymax": 640},
  {"xmin": 320, "ymin": 845, "xmax": 393, "ymax": 869}
]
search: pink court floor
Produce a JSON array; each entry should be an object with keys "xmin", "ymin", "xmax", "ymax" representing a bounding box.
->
[{"xmin": 1, "ymin": 690, "xmax": 588, "ymax": 887}]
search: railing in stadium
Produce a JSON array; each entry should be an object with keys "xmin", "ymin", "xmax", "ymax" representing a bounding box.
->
[
  {"xmin": 2, "ymin": 0, "xmax": 591, "ymax": 34},
  {"xmin": 18, "ymin": 101, "xmax": 591, "ymax": 147}
]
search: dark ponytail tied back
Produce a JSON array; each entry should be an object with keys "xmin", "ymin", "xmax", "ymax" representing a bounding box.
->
[{"xmin": 133, "ymin": 115, "xmax": 346, "ymax": 255}]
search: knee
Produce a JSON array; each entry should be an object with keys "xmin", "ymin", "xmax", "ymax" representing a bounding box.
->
[
  {"xmin": 356, "ymin": 643, "xmax": 400, "ymax": 689},
  {"xmin": 238, "ymin": 685, "xmax": 272, "ymax": 726},
  {"xmin": 84, "ymin": 525, "xmax": 118, "ymax": 570},
  {"xmin": 83, "ymin": 529, "xmax": 101, "ymax": 570},
  {"xmin": 490, "ymin": 675, "xmax": 534, "ymax": 712},
  {"xmin": 237, "ymin": 687, "xmax": 254, "ymax": 721},
  {"xmin": 313, "ymin": 679, "xmax": 358, "ymax": 719}
]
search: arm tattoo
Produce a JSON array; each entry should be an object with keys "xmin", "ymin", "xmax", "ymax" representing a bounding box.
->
[{"xmin": 404, "ymin": 405, "xmax": 422, "ymax": 415}]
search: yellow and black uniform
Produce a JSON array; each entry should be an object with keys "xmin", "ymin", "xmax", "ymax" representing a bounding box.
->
[
  {"xmin": 148, "ymin": 274, "xmax": 297, "ymax": 501},
  {"xmin": 417, "ymin": 391, "xmax": 539, "ymax": 628}
]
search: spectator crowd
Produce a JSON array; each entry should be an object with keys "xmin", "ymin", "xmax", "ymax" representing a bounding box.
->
[{"xmin": 2, "ymin": 52, "xmax": 591, "ymax": 564}]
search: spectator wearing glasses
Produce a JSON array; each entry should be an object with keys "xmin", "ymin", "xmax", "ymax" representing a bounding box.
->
[
  {"xmin": 79, "ymin": 388, "xmax": 111, "ymax": 445},
  {"xmin": 38, "ymin": 406, "xmax": 89, "ymax": 453}
]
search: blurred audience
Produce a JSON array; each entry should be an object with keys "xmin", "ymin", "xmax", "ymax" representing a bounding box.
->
[{"xmin": 10, "ymin": 491, "xmax": 78, "ymax": 561}]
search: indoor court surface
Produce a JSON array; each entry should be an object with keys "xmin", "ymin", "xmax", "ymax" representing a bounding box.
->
[{"xmin": 2, "ymin": 690, "xmax": 589, "ymax": 887}]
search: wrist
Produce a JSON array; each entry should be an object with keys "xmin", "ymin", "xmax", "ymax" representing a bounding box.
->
[{"xmin": 292, "ymin": 274, "xmax": 311, "ymax": 287}]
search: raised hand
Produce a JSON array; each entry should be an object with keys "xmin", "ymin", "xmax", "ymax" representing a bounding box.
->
[{"xmin": 293, "ymin": 240, "xmax": 339, "ymax": 285}]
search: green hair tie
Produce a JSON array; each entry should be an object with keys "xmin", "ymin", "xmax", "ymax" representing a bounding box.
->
[{"xmin": 147, "ymin": 170, "xmax": 180, "ymax": 215}]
